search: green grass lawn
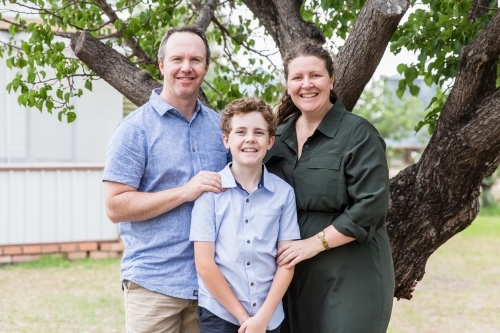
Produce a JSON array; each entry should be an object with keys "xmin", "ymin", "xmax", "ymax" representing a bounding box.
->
[{"xmin": 0, "ymin": 212, "xmax": 498, "ymax": 332}]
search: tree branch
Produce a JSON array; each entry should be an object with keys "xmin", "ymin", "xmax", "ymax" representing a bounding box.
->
[
  {"xmin": 70, "ymin": 30, "xmax": 160, "ymax": 106},
  {"xmin": 191, "ymin": 0, "xmax": 218, "ymax": 31},
  {"xmin": 335, "ymin": 0, "xmax": 410, "ymax": 111},
  {"xmin": 93, "ymin": 0, "xmax": 155, "ymax": 65},
  {"xmin": 242, "ymin": 0, "xmax": 325, "ymax": 56}
]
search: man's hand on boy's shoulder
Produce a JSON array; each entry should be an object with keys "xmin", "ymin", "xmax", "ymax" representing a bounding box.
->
[
  {"xmin": 182, "ymin": 171, "xmax": 223, "ymax": 201},
  {"xmin": 238, "ymin": 314, "xmax": 268, "ymax": 333}
]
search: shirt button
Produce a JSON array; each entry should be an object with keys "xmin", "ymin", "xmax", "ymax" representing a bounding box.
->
[
  {"xmin": 247, "ymin": 262, "xmax": 250, "ymax": 265},
  {"xmin": 247, "ymin": 240, "xmax": 250, "ymax": 243},
  {"xmin": 246, "ymin": 199, "xmax": 249, "ymax": 203},
  {"xmin": 192, "ymin": 147, "xmax": 195, "ymax": 152},
  {"xmin": 250, "ymin": 282, "xmax": 254, "ymax": 286},
  {"xmin": 245, "ymin": 219, "xmax": 248, "ymax": 223},
  {"xmin": 253, "ymin": 303, "xmax": 256, "ymax": 306}
]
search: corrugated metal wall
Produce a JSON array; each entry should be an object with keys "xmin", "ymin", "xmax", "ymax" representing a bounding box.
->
[{"xmin": 0, "ymin": 165, "xmax": 118, "ymax": 245}]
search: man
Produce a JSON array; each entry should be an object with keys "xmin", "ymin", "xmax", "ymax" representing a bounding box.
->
[{"xmin": 103, "ymin": 26, "xmax": 229, "ymax": 333}]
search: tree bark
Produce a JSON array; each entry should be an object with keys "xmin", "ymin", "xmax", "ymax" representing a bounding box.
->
[
  {"xmin": 241, "ymin": 0, "xmax": 325, "ymax": 56},
  {"xmin": 70, "ymin": 31, "xmax": 161, "ymax": 107},
  {"xmin": 335, "ymin": 0, "xmax": 410, "ymax": 111},
  {"xmin": 387, "ymin": 9, "xmax": 500, "ymax": 299}
]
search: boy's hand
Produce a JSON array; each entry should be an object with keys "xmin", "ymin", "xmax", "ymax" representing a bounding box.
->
[
  {"xmin": 237, "ymin": 312, "xmax": 251, "ymax": 326},
  {"xmin": 238, "ymin": 314, "xmax": 268, "ymax": 333}
]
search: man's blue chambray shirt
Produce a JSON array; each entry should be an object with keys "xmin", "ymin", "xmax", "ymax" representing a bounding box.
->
[
  {"xmin": 103, "ymin": 88, "xmax": 229, "ymax": 300},
  {"xmin": 190, "ymin": 163, "xmax": 300, "ymax": 330}
]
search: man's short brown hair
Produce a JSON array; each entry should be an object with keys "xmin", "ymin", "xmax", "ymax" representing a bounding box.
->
[{"xmin": 220, "ymin": 97, "xmax": 277, "ymax": 137}]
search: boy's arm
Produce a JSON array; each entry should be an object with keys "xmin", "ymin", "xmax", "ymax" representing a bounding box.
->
[
  {"xmin": 239, "ymin": 240, "xmax": 294, "ymax": 333},
  {"xmin": 194, "ymin": 241, "xmax": 250, "ymax": 325}
]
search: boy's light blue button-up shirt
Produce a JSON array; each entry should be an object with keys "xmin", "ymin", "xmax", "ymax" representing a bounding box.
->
[
  {"xmin": 103, "ymin": 88, "xmax": 229, "ymax": 300},
  {"xmin": 190, "ymin": 163, "xmax": 300, "ymax": 330}
]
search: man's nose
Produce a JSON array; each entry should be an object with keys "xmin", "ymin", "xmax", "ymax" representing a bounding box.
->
[{"xmin": 180, "ymin": 60, "xmax": 191, "ymax": 71}]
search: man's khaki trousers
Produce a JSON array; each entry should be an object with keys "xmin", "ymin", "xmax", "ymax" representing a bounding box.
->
[{"xmin": 123, "ymin": 280, "xmax": 199, "ymax": 333}]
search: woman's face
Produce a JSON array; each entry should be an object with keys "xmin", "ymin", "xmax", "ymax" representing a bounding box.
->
[{"xmin": 286, "ymin": 55, "xmax": 334, "ymax": 116}]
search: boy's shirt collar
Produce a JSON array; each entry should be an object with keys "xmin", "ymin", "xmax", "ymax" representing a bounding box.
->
[{"xmin": 219, "ymin": 163, "xmax": 274, "ymax": 193}]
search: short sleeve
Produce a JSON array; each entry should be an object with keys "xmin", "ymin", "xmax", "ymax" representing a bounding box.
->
[
  {"xmin": 190, "ymin": 192, "xmax": 217, "ymax": 242},
  {"xmin": 331, "ymin": 119, "xmax": 390, "ymax": 243},
  {"xmin": 278, "ymin": 186, "xmax": 301, "ymax": 241},
  {"xmin": 103, "ymin": 121, "xmax": 147, "ymax": 188}
]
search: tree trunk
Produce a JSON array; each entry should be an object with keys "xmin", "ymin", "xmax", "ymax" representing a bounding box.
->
[{"xmin": 387, "ymin": 9, "xmax": 500, "ymax": 299}]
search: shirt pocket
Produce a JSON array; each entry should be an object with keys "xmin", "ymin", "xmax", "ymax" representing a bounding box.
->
[
  {"xmin": 305, "ymin": 155, "xmax": 342, "ymax": 196},
  {"xmin": 254, "ymin": 208, "xmax": 281, "ymax": 255}
]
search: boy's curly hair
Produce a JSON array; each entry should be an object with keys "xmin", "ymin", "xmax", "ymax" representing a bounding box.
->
[{"xmin": 220, "ymin": 97, "xmax": 277, "ymax": 137}]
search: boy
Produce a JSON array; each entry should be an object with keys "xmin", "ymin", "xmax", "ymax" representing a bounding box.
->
[{"xmin": 190, "ymin": 97, "xmax": 300, "ymax": 333}]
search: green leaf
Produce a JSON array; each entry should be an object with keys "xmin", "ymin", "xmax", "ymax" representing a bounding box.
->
[
  {"xmin": 409, "ymin": 84, "xmax": 420, "ymax": 97},
  {"xmin": 67, "ymin": 112, "xmax": 77, "ymax": 123},
  {"xmin": 85, "ymin": 80, "xmax": 92, "ymax": 91},
  {"xmin": 396, "ymin": 64, "xmax": 407, "ymax": 74}
]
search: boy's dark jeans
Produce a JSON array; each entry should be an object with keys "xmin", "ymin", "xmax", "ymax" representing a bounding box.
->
[{"xmin": 198, "ymin": 307, "xmax": 281, "ymax": 333}]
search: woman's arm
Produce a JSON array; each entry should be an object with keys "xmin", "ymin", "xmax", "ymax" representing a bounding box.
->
[{"xmin": 194, "ymin": 241, "xmax": 250, "ymax": 325}]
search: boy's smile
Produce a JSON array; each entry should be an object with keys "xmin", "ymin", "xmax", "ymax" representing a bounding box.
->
[{"xmin": 223, "ymin": 111, "xmax": 275, "ymax": 169}]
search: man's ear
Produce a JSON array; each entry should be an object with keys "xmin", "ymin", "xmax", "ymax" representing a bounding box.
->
[
  {"xmin": 158, "ymin": 60, "xmax": 164, "ymax": 75},
  {"xmin": 267, "ymin": 136, "xmax": 276, "ymax": 150},
  {"xmin": 222, "ymin": 134, "xmax": 230, "ymax": 150}
]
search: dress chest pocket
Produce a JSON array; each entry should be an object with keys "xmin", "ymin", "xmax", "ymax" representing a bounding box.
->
[{"xmin": 305, "ymin": 155, "xmax": 342, "ymax": 196}]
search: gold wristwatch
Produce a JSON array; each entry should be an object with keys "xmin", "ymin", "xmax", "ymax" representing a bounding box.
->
[{"xmin": 317, "ymin": 230, "xmax": 330, "ymax": 250}]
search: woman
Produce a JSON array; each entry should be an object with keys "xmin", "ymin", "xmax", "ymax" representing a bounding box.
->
[{"xmin": 264, "ymin": 42, "xmax": 395, "ymax": 333}]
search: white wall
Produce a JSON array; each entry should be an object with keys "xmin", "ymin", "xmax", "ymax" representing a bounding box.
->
[
  {"xmin": 0, "ymin": 166, "xmax": 118, "ymax": 245},
  {"xmin": 0, "ymin": 30, "xmax": 123, "ymax": 244}
]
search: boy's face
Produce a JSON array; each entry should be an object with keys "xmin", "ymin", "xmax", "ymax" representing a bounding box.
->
[{"xmin": 223, "ymin": 111, "xmax": 275, "ymax": 169}]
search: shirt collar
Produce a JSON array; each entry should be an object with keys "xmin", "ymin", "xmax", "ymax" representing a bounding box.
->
[
  {"xmin": 150, "ymin": 88, "xmax": 202, "ymax": 117},
  {"xmin": 219, "ymin": 163, "xmax": 275, "ymax": 193},
  {"xmin": 279, "ymin": 99, "xmax": 347, "ymax": 142}
]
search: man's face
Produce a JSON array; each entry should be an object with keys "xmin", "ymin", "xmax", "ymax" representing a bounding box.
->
[{"xmin": 158, "ymin": 32, "xmax": 209, "ymax": 104}]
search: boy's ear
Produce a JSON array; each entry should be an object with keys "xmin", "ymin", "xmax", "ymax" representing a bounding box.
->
[
  {"xmin": 222, "ymin": 134, "xmax": 230, "ymax": 149},
  {"xmin": 267, "ymin": 136, "xmax": 276, "ymax": 150}
]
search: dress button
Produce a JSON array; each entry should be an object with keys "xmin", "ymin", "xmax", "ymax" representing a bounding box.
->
[
  {"xmin": 246, "ymin": 199, "xmax": 249, "ymax": 203},
  {"xmin": 245, "ymin": 219, "xmax": 248, "ymax": 223},
  {"xmin": 247, "ymin": 262, "xmax": 250, "ymax": 265},
  {"xmin": 247, "ymin": 240, "xmax": 250, "ymax": 243}
]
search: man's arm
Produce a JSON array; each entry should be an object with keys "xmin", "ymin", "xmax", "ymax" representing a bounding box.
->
[
  {"xmin": 194, "ymin": 241, "xmax": 250, "ymax": 325},
  {"xmin": 104, "ymin": 171, "xmax": 222, "ymax": 223},
  {"xmin": 239, "ymin": 240, "xmax": 294, "ymax": 333}
]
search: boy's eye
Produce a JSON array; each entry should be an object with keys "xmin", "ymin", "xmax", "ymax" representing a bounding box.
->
[
  {"xmin": 235, "ymin": 130, "xmax": 245, "ymax": 134},
  {"xmin": 255, "ymin": 131, "xmax": 265, "ymax": 135}
]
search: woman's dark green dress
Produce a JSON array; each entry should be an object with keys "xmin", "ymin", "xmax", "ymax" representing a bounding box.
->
[{"xmin": 264, "ymin": 101, "xmax": 395, "ymax": 333}]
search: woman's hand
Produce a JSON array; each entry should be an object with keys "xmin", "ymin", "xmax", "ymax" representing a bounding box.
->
[{"xmin": 276, "ymin": 236, "xmax": 324, "ymax": 269}]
